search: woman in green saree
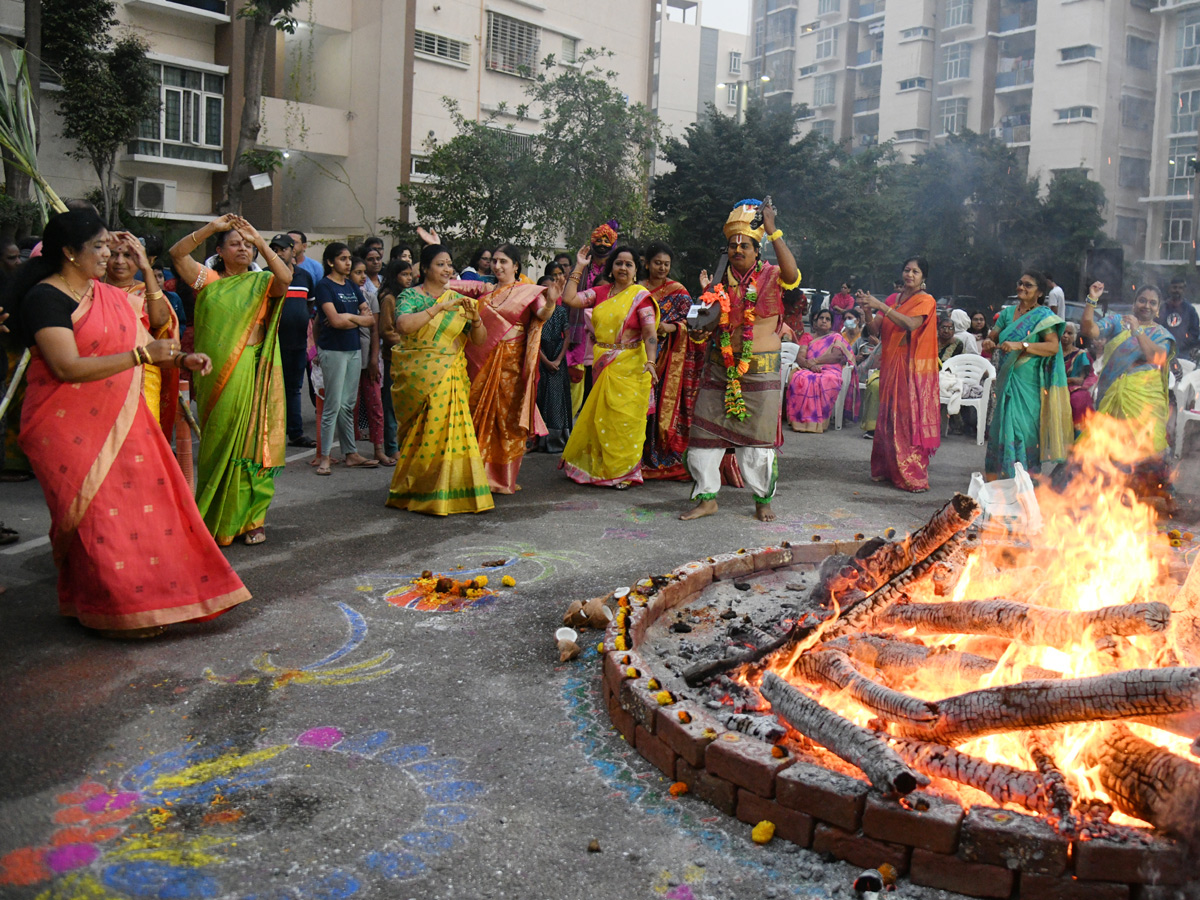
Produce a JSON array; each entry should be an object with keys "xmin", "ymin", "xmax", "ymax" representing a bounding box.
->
[
  {"xmin": 169, "ymin": 215, "xmax": 292, "ymax": 545},
  {"xmin": 386, "ymin": 243, "xmax": 494, "ymax": 515},
  {"xmin": 981, "ymin": 270, "xmax": 1072, "ymax": 481}
]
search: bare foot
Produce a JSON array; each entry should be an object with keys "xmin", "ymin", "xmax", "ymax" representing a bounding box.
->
[
  {"xmin": 755, "ymin": 502, "xmax": 776, "ymax": 522},
  {"xmin": 680, "ymin": 499, "xmax": 718, "ymax": 520}
]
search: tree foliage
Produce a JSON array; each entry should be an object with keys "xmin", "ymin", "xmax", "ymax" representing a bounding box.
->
[{"xmin": 43, "ymin": 0, "xmax": 159, "ymax": 227}]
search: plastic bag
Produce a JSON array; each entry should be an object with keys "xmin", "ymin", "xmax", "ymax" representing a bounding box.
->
[{"xmin": 968, "ymin": 462, "xmax": 1042, "ymax": 535}]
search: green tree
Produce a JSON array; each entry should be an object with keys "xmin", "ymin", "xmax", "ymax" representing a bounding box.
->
[
  {"xmin": 217, "ymin": 0, "xmax": 300, "ymax": 215},
  {"xmin": 43, "ymin": 0, "xmax": 159, "ymax": 227},
  {"xmin": 1034, "ymin": 167, "xmax": 1110, "ymax": 295}
]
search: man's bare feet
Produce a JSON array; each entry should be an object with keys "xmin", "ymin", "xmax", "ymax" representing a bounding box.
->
[
  {"xmin": 680, "ymin": 499, "xmax": 718, "ymax": 520},
  {"xmin": 754, "ymin": 502, "xmax": 776, "ymax": 522}
]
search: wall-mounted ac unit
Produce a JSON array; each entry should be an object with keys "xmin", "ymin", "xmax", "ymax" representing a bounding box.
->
[
  {"xmin": 127, "ymin": 178, "xmax": 177, "ymax": 214},
  {"xmin": 990, "ymin": 126, "xmax": 1004, "ymax": 139}
]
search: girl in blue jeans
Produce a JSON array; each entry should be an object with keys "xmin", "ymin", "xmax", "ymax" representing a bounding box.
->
[{"xmin": 314, "ymin": 242, "xmax": 378, "ymax": 474}]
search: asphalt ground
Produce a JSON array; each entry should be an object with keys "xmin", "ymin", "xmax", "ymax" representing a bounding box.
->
[{"xmin": 1, "ymin": 406, "xmax": 1197, "ymax": 900}]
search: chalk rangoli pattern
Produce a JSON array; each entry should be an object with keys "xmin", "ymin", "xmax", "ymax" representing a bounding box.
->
[{"xmin": 0, "ymin": 728, "xmax": 484, "ymax": 899}]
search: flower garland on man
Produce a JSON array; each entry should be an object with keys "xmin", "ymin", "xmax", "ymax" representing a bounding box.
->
[{"xmin": 681, "ymin": 199, "xmax": 800, "ymax": 523}]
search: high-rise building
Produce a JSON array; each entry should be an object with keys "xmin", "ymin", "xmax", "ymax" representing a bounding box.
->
[{"xmin": 748, "ymin": 0, "xmax": 1160, "ymax": 265}]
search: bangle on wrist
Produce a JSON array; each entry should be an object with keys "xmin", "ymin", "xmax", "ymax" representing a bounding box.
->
[{"xmin": 765, "ymin": 229, "xmax": 783, "ymax": 243}]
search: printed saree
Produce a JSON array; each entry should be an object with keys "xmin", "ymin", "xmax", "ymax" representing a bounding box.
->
[
  {"xmin": 386, "ymin": 289, "xmax": 494, "ymax": 515},
  {"xmin": 984, "ymin": 305, "xmax": 1072, "ymax": 479},
  {"xmin": 454, "ymin": 280, "xmax": 547, "ymax": 494},
  {"xmin": 19, "ymin": 280, "xmax": 249, "ymax": 629},
  {"xmin": 785, "ymin": 331, "xmax": 855, "ymax": 433},
  {"xmin": 1064, "ymin": 347, "xmax": 1096, "ymax": 432},
  {"xmin": 870, "ymin": 291, "xmax": 940, "ymax": 491},
  {"xmin": 561, "ymin": 284, "xmax": 658, "ymax": 486},
  {"xmin": 642, "ymin": 279, "xmax": 696, "ymax": 480},
  {"xmin": 193, "ymin": 271, "xmax": 286, "ymax": 545},
  {"xmin": 1093, "ymin": 316, "xmax": 1175, "ymax": 455}
]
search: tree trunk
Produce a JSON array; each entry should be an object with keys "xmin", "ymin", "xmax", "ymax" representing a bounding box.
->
[{"xmin": 218, "ymin": 14, "xmax": 273, "ymax": 215}]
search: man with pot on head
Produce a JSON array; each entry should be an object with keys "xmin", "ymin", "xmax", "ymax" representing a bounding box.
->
[
  {"xmin": 681, "ymin": 199, "xmax": 801, "ymax": 523},
  {"xmin": 566, "ymin": 220, "xmax": 620, "ymax": 415}
]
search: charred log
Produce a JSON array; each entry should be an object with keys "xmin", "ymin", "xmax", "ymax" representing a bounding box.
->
[
  {"xmin": 876, "ymin": 599, "xmax": 1171, "ymax": 646},
  {"xmin": 792, "ymin": 649, "xmax": 939, "ymax": 727},
  {"xmin": 760, "ymin": 671, "xmax": 928, "ymax": 795},
  {"xmin": 1026, "ymin": 732, "xmax": 1078, "ymax": 837},
  {"xmin": 890, "ymin": 738, "xmax": 1049, "ymax": 814},
  {"xmin": 1085, "ymin": 724, "xmax": 1200, "ymax": 844},
  {"xmin": 855, "ymin": 493, "xmax": 981, "ymax": 588},
  {"xmin": 824, "ymin": 634, "xmax": 1062, "ymax": 684}
]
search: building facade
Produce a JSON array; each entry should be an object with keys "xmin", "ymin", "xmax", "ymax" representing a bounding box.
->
[{"xmin": 748, "ymin": 0, "xmax": 1161, "ymax": 265}]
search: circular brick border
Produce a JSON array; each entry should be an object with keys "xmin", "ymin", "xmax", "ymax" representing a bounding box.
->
[{"xmin": 597, "ymin": 542, "xmax": 1195, "ymax": 900}]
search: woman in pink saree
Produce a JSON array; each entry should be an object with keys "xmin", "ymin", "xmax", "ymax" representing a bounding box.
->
[
  {"xmin": 785, "ymin": 309, "xmax": 855, "ymax": 432},
  {"xmin": 860, "ymin": 257, "xmax": 940, "ymax": 492},
  {"xmin": 451, "ymin": 243, "xmax": 552, "ymax": 494}
]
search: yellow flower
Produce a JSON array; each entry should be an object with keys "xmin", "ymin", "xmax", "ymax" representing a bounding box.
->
[
  {"xmin": 751, "ymin": 821, "xmax": 775, "ymax": 844},
  {"xmin": 614, "ymin": 636, "xmax": 627, "ymax": 651},
  {"xmin": 655, "ymin": 690, "xmax": 674, "ymax": 706},
  {"xmin": 647, "ymin": 678, "xmax": 660, "ymax": 691},
  {"xmin": 597, "ymin": 643, "xmax": 605, "ymax": 653},
  {"xmin": 1168, "ymin": 529, "xmax": 1182, "ymax": 540},
  {"xmin": 474, "ymin": 575, "xmax": 488, "ymax": 588},
  {"xmin": 501, "ymin": 575, "xmax": 516, "ymax": 587},
  {"xmin": 625, "ymin": 667, "xmax": 639, "ymax": 679}
]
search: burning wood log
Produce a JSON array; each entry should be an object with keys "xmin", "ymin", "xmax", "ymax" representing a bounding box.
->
[
  {"xmin": 759, "ymin": 671, "xmax": 928, "ymax": 795},
  {"xmin": 890, "ymin": 738, "xmax": 1049, "ymax": 814},
  {"xmin": 896, "ymin": 667, "xmax": 1200, "ymax": 745},
  {"xmin": 1085, "ymin": 723, "xmax": 1200, "ymax": 843},
  {"xmin": 824, "ymin": 634, "xmax": 1062, "ymax": 684},
  {"xmin": 792, "ymin": 649, "xmax": 938, "ymax": 727},
  {"xmin": 876, "ymin": 599, "xmax": 1171, "ymax": 646},
  {"xmin": 1026, "ymin": 732, "xmax": 1078, "ymax": 837},
  {"xmin": 855, "ymin": 493, "xmax": 981, "ymax": 588}
]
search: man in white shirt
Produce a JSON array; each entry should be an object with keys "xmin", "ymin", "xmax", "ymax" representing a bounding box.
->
[{"xmin": 1045, "ymin": 271, "xmax": 1065, "ymax": 319}]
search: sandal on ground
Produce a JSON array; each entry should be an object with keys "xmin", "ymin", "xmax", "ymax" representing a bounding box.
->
[
  {"xmin": 316, "ymin": 463, "xmax": 332, "ymax": 476},
  {"xmin": 375, "ymin": 456, "xmax": 397, "ymax": 467},
  {"xmin": 243, "ymin": 527, "xmax": 266, "ymax": 545},
  {"xmin": 345, "ymin": 457, "xmax": 379, "ymax": 468}
]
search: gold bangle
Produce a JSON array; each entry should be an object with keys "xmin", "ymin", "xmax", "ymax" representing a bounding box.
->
[
  {"xmin": 132, "ymin": 349, "xmax": 140, "ymax": 367},
  {"xmin": 146, "ymin": 290, "xmax": 164, "ymax": 301}
]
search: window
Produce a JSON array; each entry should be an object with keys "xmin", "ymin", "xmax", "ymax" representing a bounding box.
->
[
  {"xmin": 729, "ymin": 50, "xmax": 742, "ymax": 74},
  {"xmin": 1126, "ymin": 35, "xmax": 1155, "ymax": 71},
  {"xmin": 561, "ymin": 36, "xmax": 578, "ymax": 65},
  {"xmin": 1168, "ymin": 136, "xmax": 1195, "ymax": 195},
  {"xmin": 1174, "ymin": 89, "xmax": 1200, "ymax": 133},
  {"xmin": 941, "ymin": 43, "xmax": 971, "ymax": 81},
  {"xmin": 939, "ymin": 97, "xmax": 968, "ymax": 135},
  {"xmin": 811, "ymin": 119, "xmax": 835, "ymax": 141},
  {"xmin": 132, "ymin": 63, "xmax": 224, "ymax": 165},
  {"xmin": 1116, "ymin": 215, "xmax": 1142, "ymax": 247},
  {"xmin": 1123, "ymin": 95, "xmax": 1154, "ymax": 131},
  {"xmin": 896, "ymin": 128, "xmax": 930, "ymax": 141},
  {"xmin": 1178, "ymin": 12, "xmax": 1200, "ymax": 69},
  {"xmin": 813, "ymin": 74, "xmax": 836, "ymax": 106},
  {"xmin": 414, "ymin": 30, "xmax": 471, "ymax": 64},
  {"xmin": 1118, "ymin": 156, "xmax": 1150, "ymax": 191},
  {"xmin": 1057, "ymin": 106, "xmax": 1095, "ymax": 121},
  {"xmin": 1061, "ymin": 45, "xmax": 1098, "ymax": 62},
  {"xmin": 816, "ymin": 27, "xmax": 838, "ymax": 60},
  {"xmin": 486, "ymin": 12, "xmax": 540, "ymax": 77},
  {"xmin": 945, "ymin": 0, "xmax": 973, "ymax": 28},
  {"xmin": 899, "ymin": 77, "xmax": 929, "ymax": 91},
  {"xmin": 727, "ymin": 83, "xmax": 740, "ymax": 106},
  {"xmin": 818, "ymin": 0, "xmax": 840, "ymax": 14},
  {"xmin": 1163, "ymin": 202, "xmax": 1193, "ymax": 260},
  {"xmin": 901, "ymin": 26, "xmax": 933, "ymax": 40},
  {"xmin": 798, "ymin": 64, "xmax": 818, "ymax": 77}
]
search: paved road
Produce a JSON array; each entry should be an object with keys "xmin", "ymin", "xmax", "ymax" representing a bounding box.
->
[{"xmin": 1, "ymin": 413, "xmax": 1195, "ymax": 900}]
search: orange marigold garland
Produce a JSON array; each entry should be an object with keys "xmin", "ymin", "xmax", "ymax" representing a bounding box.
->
[{"xmin": 698, "ymin": 277, "xmax": 757, "ymax": 421}]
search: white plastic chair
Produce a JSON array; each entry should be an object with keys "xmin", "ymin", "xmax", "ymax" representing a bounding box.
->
[
  {"xmin": 780, "ymin": 341, "xmax": 801, "ymax": 400},
  {"xmin": 833, "ymin": 365, "xmax": 854, "ymax": 430},
  {"xmin": 1174, "ymin": 369, "xmax": 1200, "ymax": 458},
  {"xmin": 940, "ymin": 355, "xmax": 996, "ymax": 445}
]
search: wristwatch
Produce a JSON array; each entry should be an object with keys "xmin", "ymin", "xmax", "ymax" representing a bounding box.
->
[{"xmin": 1021, "ymin": 342, "xmax": 1029, "ymax": 351}]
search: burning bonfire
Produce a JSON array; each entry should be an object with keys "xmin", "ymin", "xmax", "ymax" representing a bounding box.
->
[{"xmin": 603, "ymin": 416, "xmax": 1199, "ymax": 882}]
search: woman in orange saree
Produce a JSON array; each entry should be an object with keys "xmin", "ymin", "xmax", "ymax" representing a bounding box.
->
[
  {"xmin": 451, "ymin": 243, "xmax": 552, "ymax": 494},
  {"xmin": 861, "ymin": 257, "xmax": 940, "ymax": 492},
  {"xmin": 11, "ymin": 210, "xmax": 248, "ymax": 638}
]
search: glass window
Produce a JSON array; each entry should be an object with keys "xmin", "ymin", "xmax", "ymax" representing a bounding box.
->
[
  {"xmin": 813, "ymin": 74, "xmax": 836, "ymax": 106},
  {"xmin": 1116, "ymin": 215, "xmax": 1142, "ymax": 247},
  {"xmin": 899, "ymin": 77, "xmax": 928, "ymax": 91},
  {"xmin": 941, "ymin": 43, "xmax": 971, "ymax": 81},
  {"xmin": 1118, "ymin": 156, "xmax": 1150, "ymax": 191},
  {"xmin": 1056, "ymin": 106, "xmax": 1095, "ymax": 121},
  {"xmin": 1163, "ymin": 201, "xmax": 1193, "ymax": 260},
  {"xmin": 1173, "ymin": 89, "xmax": 1200, "ymax": 133},
  {"xmin": 896, "ymin": 128, "xmax": 930, "ymax": 141},
  {"xmin": 811, "ymin": 119, "xmax": 835, "ymax": 141},
  {"xmin": 486, "ymin": 12, "xmax": 540, "ymax": 78},
  {"xmin": 901, "ymin": 26, "xmax": 933, "ymax": 40},
  {"xmin": 131, "ymin": 63, "xmax": 224, "ymax": 164},
  {"xmin": 414, "ymin": 30, "xmax": 471, "ymax": 64},
  {"xmin": 1126, "ymin": 35, "xmax": 1155, "ymax": 71},
  {"xmin": 816, "ymin": 27, "xmax": 838, "ymax": 60},
  {"xmin": 1061, "ymin": 45, "xmax": 1098, "ymax": 62},
  {"xmin": 945, "ymin": 0, "xmax": 973, "ymax": 29},
  {"xmin": 939, "ymin": 97, "xmax": 968, "ymax": 135},
  {"xmin": 818, "ymin": 0, "xmax": 840, "ymax": 14},
  {"xmin": 1178, "ymin": 12, "xmax": 1200, "ymax": 69},
  {"xmin": 1168, "ymin": 136, "xmax": 1195, "ymax": 196},
  {"xmin": 727, "ymin": 83, "xmax": 739, "ymax": 106},
  {"xmin": 1122, "ymin": 95, "xmax": 1154, "ymax": 131},
  {"xmin": 729, "ymin": 50, "xmax": 742, "ymax": 74}
]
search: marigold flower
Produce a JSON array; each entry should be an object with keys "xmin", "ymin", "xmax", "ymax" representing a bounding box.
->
[
  {"xmin": 668, "ymin": 782, "xmax": 689, "ymax": 797},
  {"xmin": 614, "ymin": 636, "xmax": 627, "ymax": 650},
  {"xmin": 751, "ymin": 821, "xmax": 775, "ymax": 844},
  {"xmin": 474, "ymin": 575, "xmax": 488, "ymax": 588},
  {"xmin": 1168, "ymin": 529, "xmax": 1182, "ymax": 540},
  {"xmin": 655, "ymin": 690, "xmax": 673, "ymax": 706},
  {"xmin": 625, "ymin": 667, "xmax": 639, "ymax": 679},
  {"xmin": 677, "ymin": 711, "xmax": 692, "ymax": 723},
  {"xmin": 647, "ymin": 678, "xmax": 660, "ymax": 690},
  {"xmin": 771, "ymin": 745, "xmax": 787, "ymax": 759},
  {"xmin": 501, "ymin": 575, "xmax": 516, "ymax": 587},
  {"xmin": 597, "ymin": 643, "xmax": 605, "ymax": 653}
]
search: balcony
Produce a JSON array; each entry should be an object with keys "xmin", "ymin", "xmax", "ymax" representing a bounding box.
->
[
  {"xmin": 995, "ymin": 62, "xmax": 1034, "ymax": 90},
  {"xmin": 258, "ymin": 98, "xmax": 349, "ymax": 158},
  {"xmin": 1001, "ymin": 124, "xmax": 1030, "ymax": 143},
  {"xmin": 995, "ymin": 4, "xmax": 1036, "ymax": 33},
  {"xmin": 125, "ymin": 0, "xmax": 230, "ymax": 22},
  {"xmin": 855, "ymin": 49, "xmax": 883, "ymax": 66},
  {"xmin": 852, "ymin": 0, "xmax": 885, "ymax": 20},
  {"xmin": 853, "ymin": 94, "xmax": 880, "ymax": 114}
]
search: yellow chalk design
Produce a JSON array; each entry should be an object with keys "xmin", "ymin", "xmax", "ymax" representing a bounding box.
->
[{"xmin": 151, "ymin": 745, "xmax": 288, "ymax": 791}]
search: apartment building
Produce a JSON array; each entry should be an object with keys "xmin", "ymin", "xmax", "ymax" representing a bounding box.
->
[{"xmin": 748, "ymin": 0, "xmax": 1160, "ymax": 263}]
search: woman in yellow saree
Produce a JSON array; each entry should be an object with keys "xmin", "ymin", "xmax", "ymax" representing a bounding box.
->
[
  {"xmin": 386, "ymin": 244, "xmax": 493, "ymax": 515},
  {"xmin": 169, "ymin": 215, "xmax": 292, "ymax": 546},
  {"xmin": 559, "ymin": 245, "xmax": 660, "ymax": 488}
]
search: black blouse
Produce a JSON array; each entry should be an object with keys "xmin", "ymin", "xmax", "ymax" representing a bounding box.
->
[{"xmin": 16, "ymin": 283, "xmax": 77, "ymax": 348}]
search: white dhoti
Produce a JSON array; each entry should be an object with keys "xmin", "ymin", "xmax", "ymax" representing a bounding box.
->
[{"xmin": 687, "ymin": 446, "xmax": 777, "ymax": 503}]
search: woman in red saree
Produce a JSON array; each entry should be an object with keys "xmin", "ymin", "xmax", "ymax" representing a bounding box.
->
[
  {"xmin": 11, "ymin": 210, "xmax": 248, "ymax": 638},
  {"xmin": 861, "ymin": 257, "xmax": 940, "ymax": 492},
  {"xmin": 451, "ymin": 243, "xmax": 552, "ymax": 494}
]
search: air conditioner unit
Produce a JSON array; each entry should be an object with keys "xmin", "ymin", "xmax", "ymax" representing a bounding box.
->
[
  {"xmin": 127, "ymin": 178, "xmax": 177, "ymax": 214},
  {"xmin": 990, "ymin": 126, "xmax": 1004, "ymax": 139}
]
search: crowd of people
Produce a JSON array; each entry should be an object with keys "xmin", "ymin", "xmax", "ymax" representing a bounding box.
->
[{"xmin": 0, "ymin": 198, "xmax": 1191, "ymax": 639}]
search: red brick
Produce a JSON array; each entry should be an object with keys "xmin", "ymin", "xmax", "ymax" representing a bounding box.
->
[
  {"xmin": 735, "ymin": 789, "xmax": 814, "ymax": 848},
  {"xmin": 958, "ymin": 806, "xmax": 1069, "ymax": 876},
  {"xmin": 910, "ymin": 847, "xmax": 1013, "ymax": 899},
  {"xmin": 862, "ymin": 792, "xmax": 963, "ymax": 854},
  {"xmin": 704, "ymin": 732, "xmax": 793, "ymax": 798},
  {"xmin": 790, "ymin": 542, "xmax": 831, "ymax": 564},
  {"xmin": 634, "ymin": 725, "xmax": 676, "ymax": 779},
  {"xmin": 811, "ymin": 823, "xmax": 911, "ymax": 874},
  {"xmin": 627, "ymin": 606, "xmax": 651, "ymax": 646},
  {"xmin": 1075, "ymin": 836, "xmax": 1188, "ymax": 886},
  {"xmin": 775, "ymin": 761, "xmax": 868, "ymax": 832},
  {"xmin": 709, "ymin": 550, "xmax": 756, "ymax": 581},
  {"xmin": 1022, "ymin": 873, "xmax": 1131, "ymax": 900},
  {"xmin": 672, "ymin": 560, "xmax": 713, "ymax": 592},
  {"xmin": 606, "ymin": 691, "xmax": 636, "ymax": 743},
  {"xmin": 675, "ymin": 758, "xmax": 737, "ymax": 816},
  {"xmin": 654, "ymin": 703, "xmax": 725, "ymax": 769},
  {"xmin": 618, "ymin": 679, "xmax": 659, "ymax": 734},
  {"xmin": 752, "ymin": 545, "xmax": 794, "ymax": 571}
]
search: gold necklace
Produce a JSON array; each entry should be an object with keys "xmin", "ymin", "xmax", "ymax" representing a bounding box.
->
[{"xmin": 54, "ymin": 274, "xmax": 88, "ymax": 303}]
